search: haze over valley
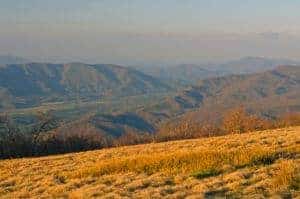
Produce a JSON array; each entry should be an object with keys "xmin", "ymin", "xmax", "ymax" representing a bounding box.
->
[{"xmin": 1, "ymin": 1, "xmax": 300, "ymax": 198}]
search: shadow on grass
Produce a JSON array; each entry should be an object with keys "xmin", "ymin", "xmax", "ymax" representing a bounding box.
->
[
  {"xmin": 192, "ymin": 150, "xmax": 297, "ymax": 181},
  {"xmin": 191, "ymin": 169, "xmax": 222, "ymax": 180},
  {"xmin": 236, "ymin": 150, "xmax": 297, "ymax": 170}
]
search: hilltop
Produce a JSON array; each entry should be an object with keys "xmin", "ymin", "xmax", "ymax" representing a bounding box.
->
[{"xmin": 0, "ymin": 126, "xmax": 299, "ymax": 198}]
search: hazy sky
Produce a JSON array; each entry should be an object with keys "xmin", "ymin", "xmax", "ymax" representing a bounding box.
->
[{"xmin": 1, "ymin": 0, "xmax": 300, "ymax": 65}]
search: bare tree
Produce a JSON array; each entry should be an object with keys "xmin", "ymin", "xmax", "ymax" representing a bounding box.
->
[{"xmin": 31, "ymin": 111, "xmax": 57, "ymax": 155}]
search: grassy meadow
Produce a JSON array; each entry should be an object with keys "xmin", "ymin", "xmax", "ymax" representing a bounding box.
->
[{"xmin": 0, "ymin": 126, "xmax": 299, "ymax": 198}]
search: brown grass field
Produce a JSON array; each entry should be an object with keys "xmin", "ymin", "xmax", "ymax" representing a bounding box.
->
[{"xmin": 0, "ymin": 126, "xmax": 299, "ymax": 198}]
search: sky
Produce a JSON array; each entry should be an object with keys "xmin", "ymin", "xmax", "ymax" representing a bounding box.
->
[{"xmin": 1, "ymin": 0, "xmax": 300, "ymax": 65}]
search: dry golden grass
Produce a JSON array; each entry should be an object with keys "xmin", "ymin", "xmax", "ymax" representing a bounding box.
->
[{"xmin": 0, "ymin": 126, "xmax": 299, "ymax": 198}]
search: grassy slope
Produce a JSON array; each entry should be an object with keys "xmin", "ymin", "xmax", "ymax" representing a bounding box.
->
[{"xmin": 0, "ymin": 127, "xmax": 299, "ymax": 198}]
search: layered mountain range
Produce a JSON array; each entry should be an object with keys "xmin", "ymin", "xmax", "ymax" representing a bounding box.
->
[
  {"xmin": 0, "ymin": 56, "xmax": 299, "ymax": 137},
  {"xmin": 88, "ymin": 65, "xmax": 300, "ymax": 136}
]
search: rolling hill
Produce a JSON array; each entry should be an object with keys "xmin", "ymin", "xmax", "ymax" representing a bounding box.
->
[
  {"xmin": 0, "ymin": 126, "xmax": 299, "ymax": 198},
  {"xmin": 0, "ymin": 63, "xmax": 170, "ymax": 109},
  {"xmin": 154, "ymin": 65, "xmax": 300, "ymax": 121}
]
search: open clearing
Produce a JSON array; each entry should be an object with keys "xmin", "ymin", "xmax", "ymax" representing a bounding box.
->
[{"xmin": 0, "ymin": 126, "xmax": 299, "ymax": 198}]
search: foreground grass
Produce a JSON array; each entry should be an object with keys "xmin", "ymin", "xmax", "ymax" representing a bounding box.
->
[
  {"xmin": 0, "ymin": 126, "xmax": 299, "ymax": 198},
  {"xmin": 68, "ymin": 146, "xmax": 296, "ymax": 178}
]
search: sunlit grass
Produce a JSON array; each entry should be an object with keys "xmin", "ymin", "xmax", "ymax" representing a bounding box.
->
[
  {"xmin": 0, "ymin": 126, "xmax": 299, "ymax": 198},
  {"xmin": 272, "ymin": 160, "xmax": 299, "ymax": 192},
  {"xmin": 67, "ymin": 147, "xmax": 287, "ymax": 179}
]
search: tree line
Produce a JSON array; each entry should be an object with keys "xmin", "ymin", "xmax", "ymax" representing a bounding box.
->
[{"xmin": 1, "ymin": 107, "xmax": 300, "ymax": 159}]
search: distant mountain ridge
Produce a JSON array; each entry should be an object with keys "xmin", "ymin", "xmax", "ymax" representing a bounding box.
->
[
  {"xmin": 0, "ymin": 63, "xmax": 170, "ymax": 109},
  {"xmin": 0, "ymin": 55, "xmax": 30, "ymax": 65},
  {"xmin": 216, "ymin": 57, "xmax": 299, "ymax": 74},
  {"xmin": 131, "ymin": 64, "xmax": 222, "ymax": 84},
  {"xmin": 133, "ymin": 57, "xmax": 299, "ymax": 84}
]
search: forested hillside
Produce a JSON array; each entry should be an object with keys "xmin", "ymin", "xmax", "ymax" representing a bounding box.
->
[{"xmin": 0, "ymin": 63, "xmax": 170, "ymax": 109}]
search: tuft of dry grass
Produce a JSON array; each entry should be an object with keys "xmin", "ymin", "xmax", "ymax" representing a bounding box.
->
[
  {"xmin": 0, "ymin": 126, "xmax": 299, "ymax": 198},
  {"xmin": 271, "ymin": 160, "xmax": 299, "ymax": 192}
]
